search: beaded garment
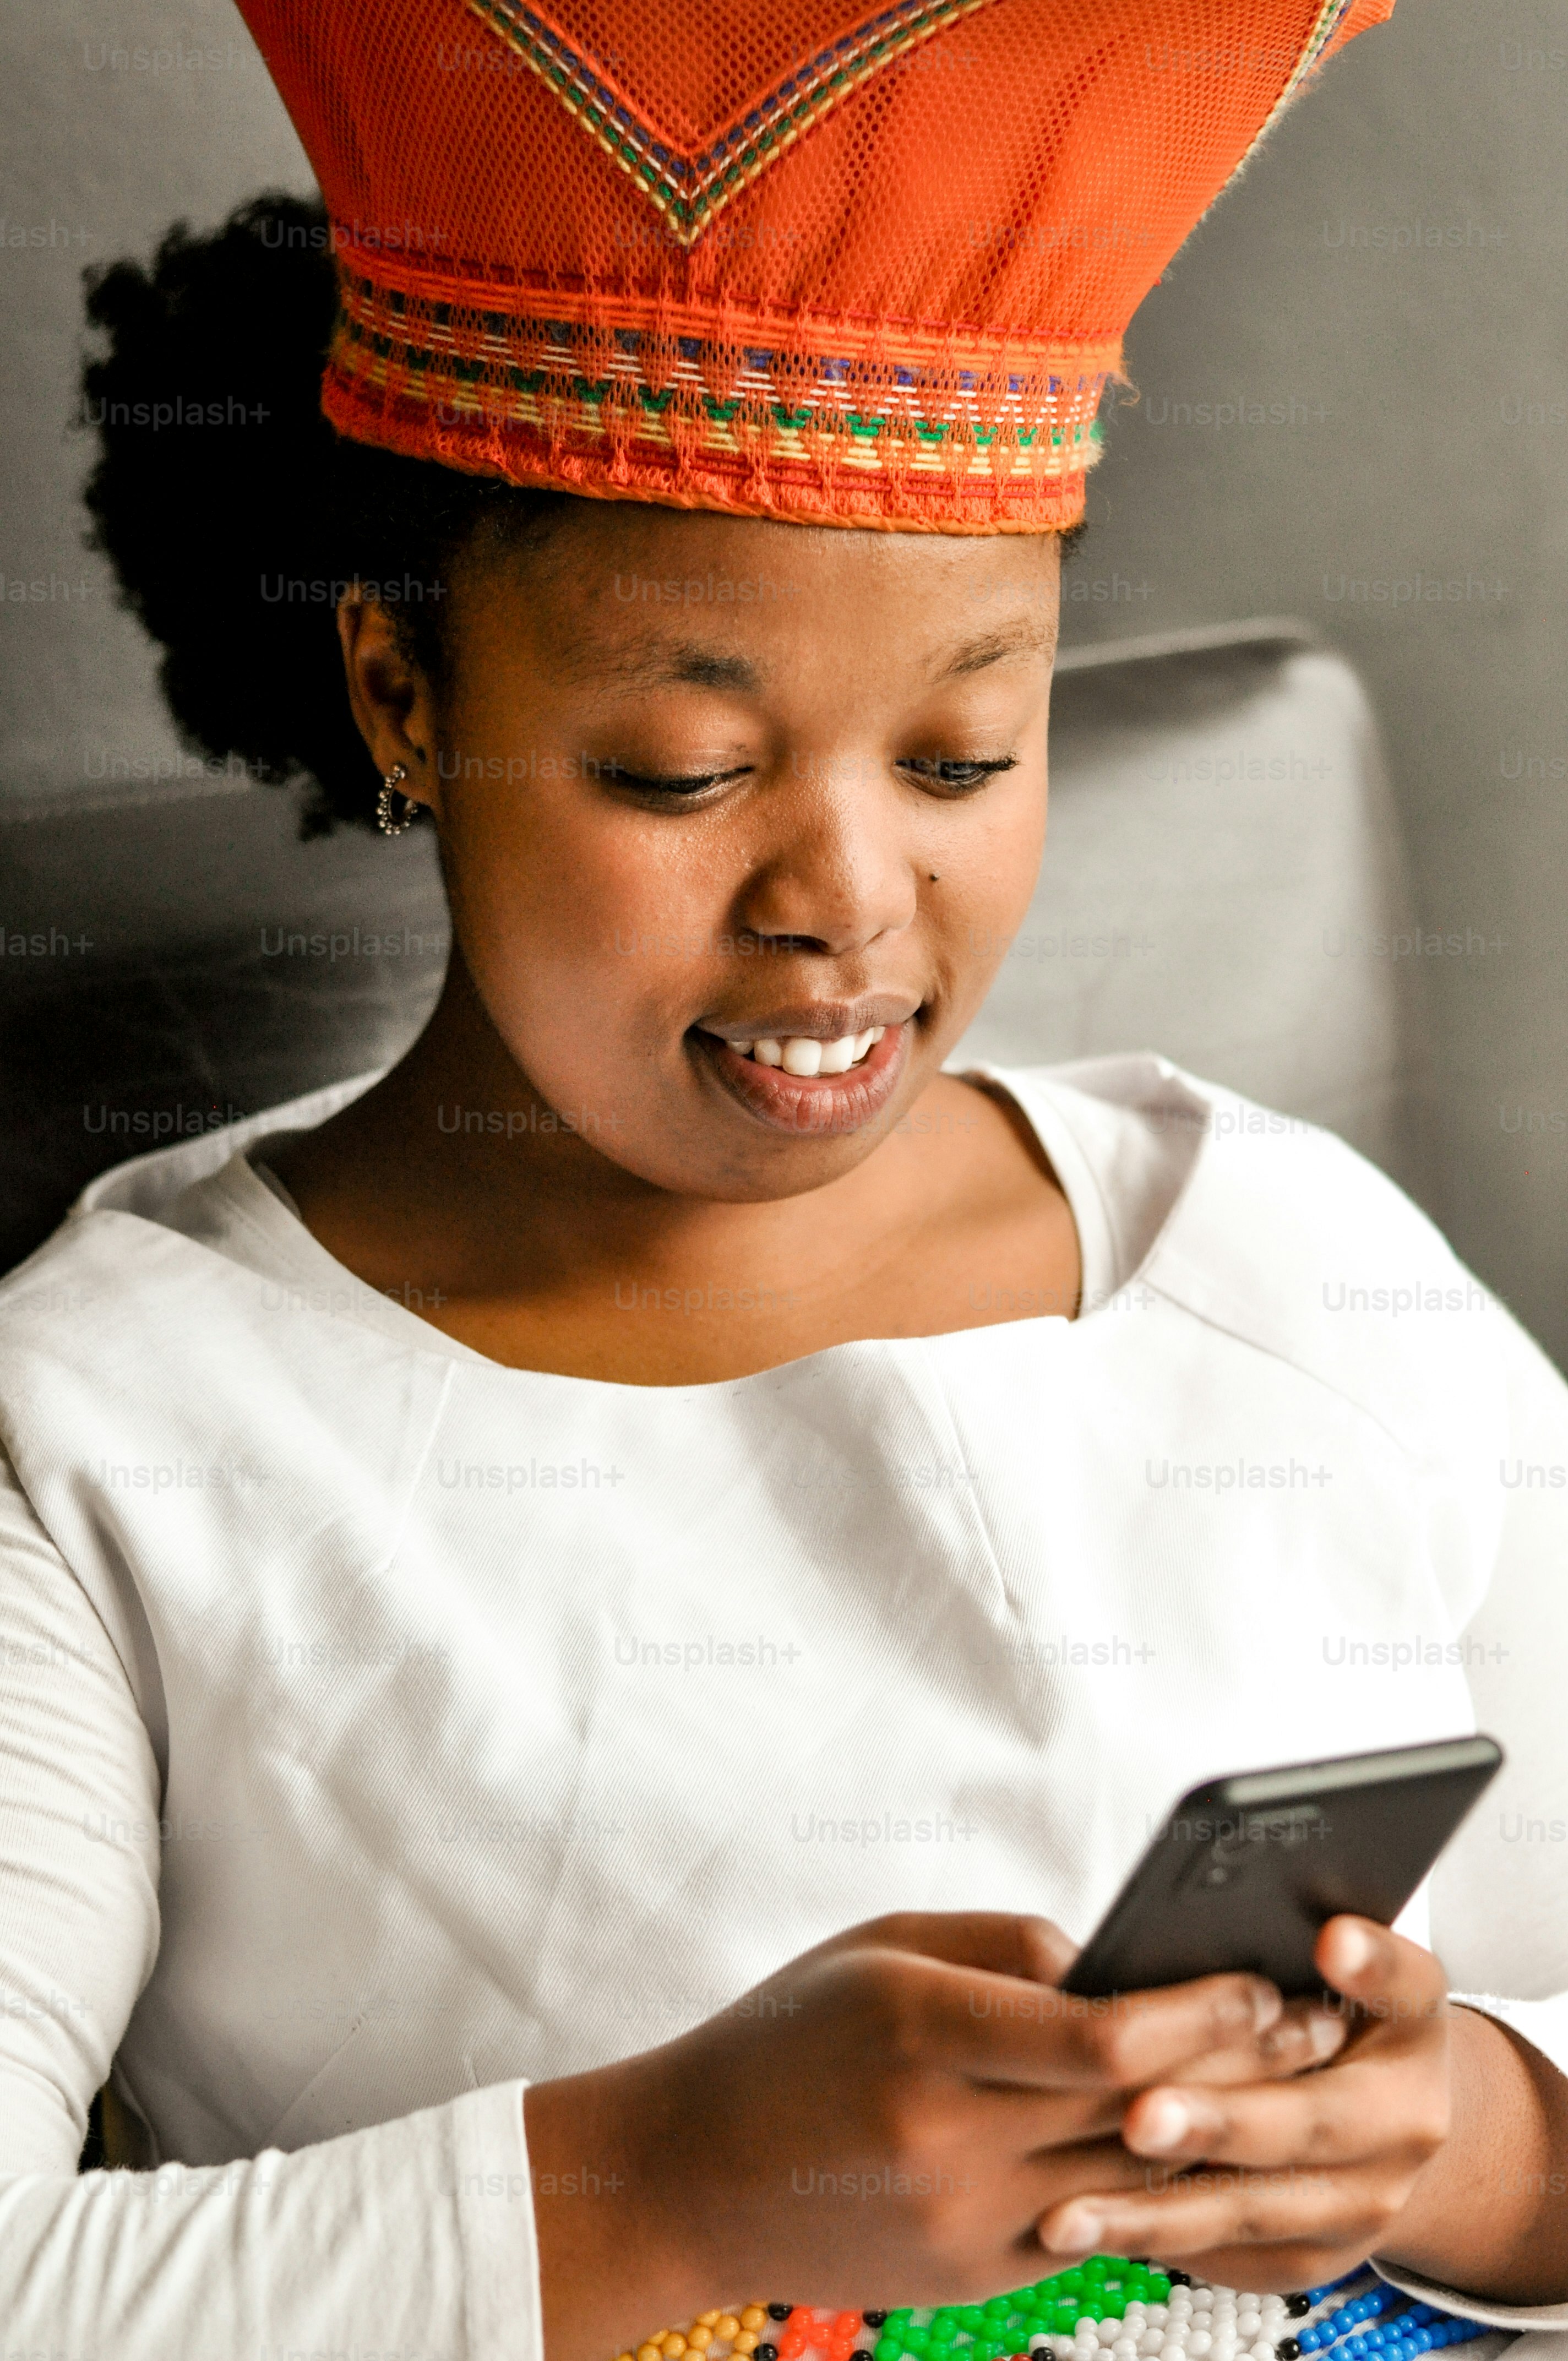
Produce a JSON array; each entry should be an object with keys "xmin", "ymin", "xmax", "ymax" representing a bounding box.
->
[
  {"xmin": 234, "ymin": 0, "xmax": 1395, "ymax": 531},
  {"xmin": 622, "ymin": 2262, "xmax": 1491, "ymax": 2361}
]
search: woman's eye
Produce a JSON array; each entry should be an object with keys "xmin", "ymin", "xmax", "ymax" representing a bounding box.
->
[
  {"xmin": 601, "ymin": 762, "xmax": 753, "ymax": 798},
  {"xmin": 898, "ymin": 754, "xmax": 1019, "ymax": 793}
]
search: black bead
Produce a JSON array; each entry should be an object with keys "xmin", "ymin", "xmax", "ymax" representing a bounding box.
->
[
  {"xmin": 1167, "ymin": 2274, "xmax": 1193, "ymax": 2289},
  {"xmin": 770, "ymin": 2309, "xmax": 793, "ymax": 2323},
  {"xmin": 863, "ymin": 2319, "xmax": 889, "ymax": 2332},
  {"xmin": 1286, "ymin": 2300, "xmax": 1312, "ymax": 2320},
  {"xmin": 852, "ymin": 2348, "xmax": 874, "ymax": 2359},
  {"xmin": 1277, "ymin": 2341, "xmax": 1301, "ymax": 2358},
  {"xmin": 757, "ymin": 2346, "xmax": 779, "ymax": 2359}
]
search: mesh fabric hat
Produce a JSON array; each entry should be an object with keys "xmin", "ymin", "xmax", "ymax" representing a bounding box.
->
[{"xmin": 236, "ymin": 0, "xmax": 1395, "ymax": 533}]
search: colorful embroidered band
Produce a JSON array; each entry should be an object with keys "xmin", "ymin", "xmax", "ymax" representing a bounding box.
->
[{"xmin": 326, "ymin": 270, "xmax": 1116, "ymax": 530}]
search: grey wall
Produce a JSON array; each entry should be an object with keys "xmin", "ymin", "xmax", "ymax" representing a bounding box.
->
[
  {"xmin": 2, "ymin": 0, "xmax": 1565, "ymax": 1355},
  {"xmin": 1058, "ymin": 0, "xmax": 1568, "ymax": 1356}
]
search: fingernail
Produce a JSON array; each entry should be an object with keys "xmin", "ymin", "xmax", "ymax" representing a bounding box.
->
[
  {"xmin": 1309, "ymin": 2009, "xmax": 1348, "ymax": 2059},
  {"xmin": 1333, "ymin": 1923, "xmax": 1374, "ymax": 1977},
  {"xmin": 1132, "ymin": 2092, "xmax": 1192, "ymax": 2154},
  {"xmin": 1251, "ymin": 1980, "xmax": 1283, "ymax": 2031},
  {"xmin": 1044, "ymin": 2207, "xmax": 1104, "ymax": 2256}
]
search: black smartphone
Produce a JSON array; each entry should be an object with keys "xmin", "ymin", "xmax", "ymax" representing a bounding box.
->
[{"xmin": 1061, "ymin": 1733, "xmax": 1503, "ymax": 2000}]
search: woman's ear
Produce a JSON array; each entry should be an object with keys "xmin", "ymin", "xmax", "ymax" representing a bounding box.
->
[{"xmin": 335, "ymin": 590, "xmax": 446, "ymax": 821}]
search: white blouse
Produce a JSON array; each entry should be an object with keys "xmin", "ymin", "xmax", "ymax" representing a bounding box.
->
[{"xmin": 2, "ymin": 1052, "xmax": 1568, "ymax": 2360}]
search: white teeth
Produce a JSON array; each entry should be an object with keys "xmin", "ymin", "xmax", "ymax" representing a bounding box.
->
[{"xmin": 717, "ymin": 1025, "xmax": 891, "ymax": 1075}]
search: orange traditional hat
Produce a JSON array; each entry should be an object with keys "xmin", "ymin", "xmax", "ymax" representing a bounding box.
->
[{"xmin": 237, "ymin": 0, "xmax": 1393, "ymax": 532}]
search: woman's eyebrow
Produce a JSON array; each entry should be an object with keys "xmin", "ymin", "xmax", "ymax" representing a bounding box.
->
[
  {"xmin": 935, "ymin": 616, "xmax": 1058, "ymax": 679},
  {"xmin": 567, "ymin": 631, "xmax": 764, "ymax": 694}
]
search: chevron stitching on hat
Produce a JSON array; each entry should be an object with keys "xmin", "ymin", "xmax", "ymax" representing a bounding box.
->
[{"xmin": 459, "ymin": 0, "xmax": 1004, "ymax": 247}]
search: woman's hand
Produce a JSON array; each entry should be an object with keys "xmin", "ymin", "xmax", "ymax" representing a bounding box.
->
[
  {"xmin": 523, "ymin": 1911, "xmax": 1344, "ymax": 2361},
  {"xmin": 1045, "ymin": 1914, "xmax": 1568, "ymax": 2308},
  {"xmin": 1041, "ymin": 1917, "xmax": 1450, "ymax": 2289}
]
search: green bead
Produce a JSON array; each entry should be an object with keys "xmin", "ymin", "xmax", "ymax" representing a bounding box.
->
[
  {"xmin": 1084, "ymin": 2261, "xmax": 1109, "ymax": 2283},
  {"xmin": 959, "ymin": 2315, "xmax": 986, "ymax": 2336},
  {"xmin": 888, "ymin": 2320, "xmax": 914, "ymax": 2335},
  {"xmin": 875, "ymin": 2344, "xmax": 901, "ymax": 2360},
  {"xmin": 1148, "ymin": 2282, "xmax": 1170, "ymax": 2303},
  {"xmin": 931, "ymin": 2325, "xmax": 958, "ymax": 2346},
  {"xmin": 1059, "ymin": 2275, "xmax": 1086, "ymax": 2297}
]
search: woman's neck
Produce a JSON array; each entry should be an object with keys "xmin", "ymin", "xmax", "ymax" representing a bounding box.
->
[{"xmin": 266, "ymin": 958, "xmax": 1082, "ymax": 1383}]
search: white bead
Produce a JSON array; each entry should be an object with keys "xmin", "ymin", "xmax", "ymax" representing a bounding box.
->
[
  {"xmin": 1098, "ymin": 2322, "xmax": 1122, "ymax": 2348},
  {"xmin": 1138, "ymin": 2335, "xmax": 1164, "ymax": 2355},
  {"xmin": 1186, "ymin": 2336, "xmax": 1212, "ymax": 2357},
  {"xmin": 1158, "ymin": 2342, "xmax": 1185, "ymax": 2361},
  {"xmin": 1250, "ymin": 2346, "xmax": 1275, "ymax": 2361},
  {"xmin": 1145, "ymin": 2311, "xmax": 1169, "ymax": 2330},
  {"xmin": 1112, "ymin": 2341, "xmax": 1138, "ymax": 2357}
]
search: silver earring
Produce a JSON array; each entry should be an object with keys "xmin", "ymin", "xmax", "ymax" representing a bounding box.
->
[{"xmin": 377, "ymin": 761, "xmax": 420, "ymax": 836}]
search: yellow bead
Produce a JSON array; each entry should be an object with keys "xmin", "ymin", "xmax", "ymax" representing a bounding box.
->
[
  {"xmin": 638, "ymin": 2347, "xmax": 662, "ymax": 2361},
  {"xmin": 716, "ymin": 2322, "xmax": 742, "ymax": 2341},
  {"xmin": 689, "ymin": 2335, "xmax": 712, "ymax": 2351},
  {"xmin": 665, "ymin": 2340, "xmax": 687, "ymax": 2357},
  {"xmin": 733, "ymin": 2338, "xmax": 759, "ymax": 2353},
  {"xmin": 698, "ymin": 2318, "xmax": 722, "ymax": 2331},
  {"xmin": 741, "ymin": 2313, "xmax": 767, "ymax": 2334}
]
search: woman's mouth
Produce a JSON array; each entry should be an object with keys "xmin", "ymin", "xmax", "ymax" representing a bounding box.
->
[
  {"xmin": 689, "ymin": 1019, "xmax": 909, "ymax": 1134},
  {"xmin": 725, "ymin": 1026, "xmax": 884, "ymax": 1076}
]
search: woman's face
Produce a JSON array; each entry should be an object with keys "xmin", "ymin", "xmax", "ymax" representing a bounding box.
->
[{"xmin": 368, "ymin": 500, "xmax": 1060, "ymax": 1203}]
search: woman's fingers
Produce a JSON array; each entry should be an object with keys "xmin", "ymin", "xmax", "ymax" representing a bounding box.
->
[
  {"xmin": 1037, "ymin": 2155, "xmax": 1405, "ymax": 2265},
  {"xmin": 927, "ymin": 1956, "xmax": 1286, "ymax": 2090},
  {"xmin": 1036, "ymin": 1927, "xmax": 1455, "ymax": 2266},
  {"xmin": 1119, "ymin": 2046, "xmax": 1448, "ymax": 2172},
  {"xmin": 787, "ymin": 1910, "xmax": 1080, "ymax": 1986},
  {"xmin": 1178, "ymin": 1997, "xmax": 1348, "ymax": 2086},
  {"xmin": 1315, "ymin": 1916, "xmax": 1447, "ymax": 2027}
]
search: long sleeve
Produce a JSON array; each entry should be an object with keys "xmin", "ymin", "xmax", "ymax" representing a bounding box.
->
[
  {"xmin": 1377, "ymin": 1305, "xmax": 1568, "ymax": 2327},
  {"xmin": 0, "ymin": 1449, "xmax": 541, "ymax": 2357}
]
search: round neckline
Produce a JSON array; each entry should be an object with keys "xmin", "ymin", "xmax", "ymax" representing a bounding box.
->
[
  {"xmin": 219, "ymin": 1067, "xmax": 1137, "ymax": 1391},
  {"xmin": 140, "ymin": 1056, "xmax": 1203, "ymax": 1395}
]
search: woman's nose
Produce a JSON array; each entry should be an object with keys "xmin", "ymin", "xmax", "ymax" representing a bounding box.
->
[{"xmin": 732, "ymin": 757, "xmax": 919, "ymax": 958}]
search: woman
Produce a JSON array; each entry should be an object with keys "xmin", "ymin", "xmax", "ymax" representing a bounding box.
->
[{"xmin": 4, "ymin": 3, "xmax": 1568, "ymax": 2357}]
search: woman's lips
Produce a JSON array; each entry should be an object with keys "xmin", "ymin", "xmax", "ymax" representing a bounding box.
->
[{"xmin": 689, "ymin": 1020, "xmax": 910, "ymax": 1134}]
